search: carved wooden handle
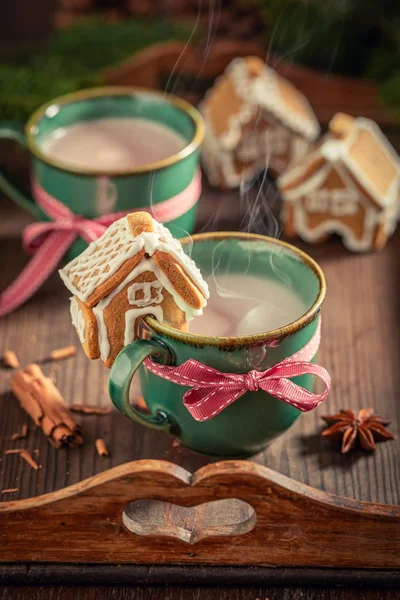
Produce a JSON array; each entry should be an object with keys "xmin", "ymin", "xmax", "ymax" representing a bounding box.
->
[{"xmin": 1, "ymin": 460, "xmax": 399, "ymax": 568}]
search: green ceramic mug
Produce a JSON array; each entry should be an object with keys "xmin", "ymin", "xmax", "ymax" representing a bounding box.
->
[
  {"xmin": 0, "ymin": 87, "xmax": 204, "ymax": 259},
  {"xmin": 109, "ymin": 232, "xmax": 327, "ymax": 457}
]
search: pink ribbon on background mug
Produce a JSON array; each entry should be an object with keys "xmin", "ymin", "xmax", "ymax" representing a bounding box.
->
[
  {"xmin": 0, "ymin": 170, "xmax": 201, "ymax": 317},
  {"xmin": 144, "ymin": 319, "xmax": 330, "ymax": 421}
]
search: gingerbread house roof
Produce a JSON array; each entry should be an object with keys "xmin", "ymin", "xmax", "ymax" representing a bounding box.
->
[
  {"xmin": 59, "ymin": 213, "xmax": 209, "ymax": 317},
  {"xmin": 278, "ymin": 114, "xmax": 400, "ymax": 210},
  {"xmin": 201, "ymin": 56, "xmax": 320, "ymax": 150}
]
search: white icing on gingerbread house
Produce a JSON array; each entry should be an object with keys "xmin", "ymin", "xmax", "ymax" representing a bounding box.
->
[
  {"xmin": 70, "ymin": 297, "xmax": 86, "ymax": 344},
  {"xmin": 59, "ymin": 213, "xmax": 209, "ymax": 367},
  {"xmin": 127, "ymin": 281, "xmax": 164, "ymax": 307},
  {"xmin": 278, "ymin": 113, "xmax": 400, "ymax": 252},
  {"xmin": 200, "ymin": 56, "xmax": 320, "ymax": 189}
]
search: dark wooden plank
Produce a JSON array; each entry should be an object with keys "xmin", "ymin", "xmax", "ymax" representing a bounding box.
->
[
  {"xmin": 1, "ymin": 585, "xmax": 400, "ymax": 600},
  {"xmin": 1, "ymin": 564, "xmax": 400, "ymax": 587},
  {"xmin": 0, "ymin": 185, "xmax": 399, "ymax": 507}
]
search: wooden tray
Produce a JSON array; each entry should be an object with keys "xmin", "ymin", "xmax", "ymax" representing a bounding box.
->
[{"xmin": 0, "ymin": 189, "xmax": 399, "ymax": 584}]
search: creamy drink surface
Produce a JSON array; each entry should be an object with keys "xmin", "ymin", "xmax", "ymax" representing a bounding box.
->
[
  {"xmin": 41, "ymin": 118, "xmax": 187, "ymax": 171},
  {"xmin": 189, "ymin": 273, "xmax": 307, "ymax": 337}
]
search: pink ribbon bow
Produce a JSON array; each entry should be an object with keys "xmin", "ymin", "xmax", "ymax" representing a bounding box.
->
[
  {"xmin": 0, "ymin": 172, "xmax": 201, "ymax": 317},
  {"xmin": 144, "ymin": 320, "xmax": 330, "ymax": 421}
]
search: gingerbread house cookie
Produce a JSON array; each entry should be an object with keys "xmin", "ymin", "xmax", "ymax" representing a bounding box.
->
[
  {"xmin": 278, "ymin": 113, "xmax": 400, "ymax": 252},
  {"xmin": 59, "ymin": 212, "xmax": 209, "ymax": 368},
  {"xmin": 200, "ymin": 56, "xmax": 320, "ymax": 189}
]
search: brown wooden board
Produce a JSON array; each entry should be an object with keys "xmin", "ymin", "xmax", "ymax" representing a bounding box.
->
[
  {"xmin": 1, "ymin": 563, "xmax": 400, "ymax": 587},
  {"xmin": 1, "ymin": 460, "xmax": 399, "ymax": 568},
  {"xmin": 103, "ymin": 40, "xmax": 395, "ymax": 125},
  {"xmin": 0, "ymin": 176, "xmax": 399, "ymax": 578}
]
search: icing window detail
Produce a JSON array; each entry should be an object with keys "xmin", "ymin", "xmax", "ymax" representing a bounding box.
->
[
  {"xmin": 127, "ymin": 281, "xmax": 164, "ymax": 307},
  {"xmin": 236, "ymin": 126, "xmax": 289, "ymax": 163},
  {"xmin": 306, "ymin": 189, "xmax": 358, "ymax": 215},
  {"xmin": 331, "ymin": 189, "xmax": 359, "ymax": 216},
  {"xmin": 265, "ymin": 126, "xmax": 290, "ymax": 156},
  {"xmin": 306, "ymin": 190, "xmax": 330, "ymax": 213},
  {"xmin": 236, "ymin": 131, "xmax": 267, "ymax": 162}
]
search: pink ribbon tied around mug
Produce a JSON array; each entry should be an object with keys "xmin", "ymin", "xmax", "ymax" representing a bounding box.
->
[
  {"xmin": 144, "ymin": 320, "xmax": 330, "ymax": 422},
  {"xmin": 0, "ymin": 171, "xmax": 201, "ymax": 317}
]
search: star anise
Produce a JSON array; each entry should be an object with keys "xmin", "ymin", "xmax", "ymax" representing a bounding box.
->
[{"xmin": 321, "ymin": 408, "xmax": 394, "ymax": 454}]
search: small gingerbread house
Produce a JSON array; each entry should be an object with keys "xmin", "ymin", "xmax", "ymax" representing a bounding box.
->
[
  {"xmin": 278, "ymin": 113, "xmax": 400, "ymax": 252},
  {"xmin": 200, "ymin": 56, "xmax": 320, "ymax": 189},
  {"xmin": 59, "ymin": 212, "xmax": 209, "ymax": 368}
]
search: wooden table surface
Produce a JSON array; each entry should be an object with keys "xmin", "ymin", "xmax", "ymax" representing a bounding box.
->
[
  {"xmin": 1, "ymin": 190, "xmax": 399, "ymax": 506},
  {"xmin": 1, "ymin": 585, "xmax": 399, "ymax": 599},
  {"xmin": 0, "ymin": 180, "xmax": 399, "ymax": 597}
]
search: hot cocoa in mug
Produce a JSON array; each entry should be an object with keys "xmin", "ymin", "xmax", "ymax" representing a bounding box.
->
[{"xmin": 41, "ymin": 118, "xmax": 187, "ymax": 172}]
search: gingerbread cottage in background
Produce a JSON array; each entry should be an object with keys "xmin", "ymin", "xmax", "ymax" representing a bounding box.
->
[
  {"xmin": 200, "ymin": 56, "xmax": 320, "ymax": 189},
  {"xmin": 278, "ymin": 113, "xmax": 400, "ymax": 252},
  {"xmin": 59, "ymin": 212, "xmax": 209, "ymax": 368}
]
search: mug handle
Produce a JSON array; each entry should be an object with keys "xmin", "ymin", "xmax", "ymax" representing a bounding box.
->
[
  {"xmin": 109, "ymin": 339, "xmax": 176, "ymax": 433},
  {"xmin": 0, "ymin": 121, "xmax": 41, "ymax": 218}
]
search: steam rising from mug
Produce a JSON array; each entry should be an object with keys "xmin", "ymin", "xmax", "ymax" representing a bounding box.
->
[{"xmin": 146, "ymin": 0, "xmax": 323, "ymax": 323}]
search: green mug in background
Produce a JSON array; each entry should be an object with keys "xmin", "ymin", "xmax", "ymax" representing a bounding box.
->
[
  {"xmin": 0, "ymin": 87, "xmax": 204, "ymax": 259},
  {"xmin": 109, "ymin": 233, "xmax": 327, "ymax": 457}
]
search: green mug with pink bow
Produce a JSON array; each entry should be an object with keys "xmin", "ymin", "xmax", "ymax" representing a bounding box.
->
[
  {"xmin": 0, "ymin": 87, "xmax": 204, "ymax": 316},
  {"xmin": 109, "ymin": 233, "xmax": 330, "ymax": 457}
]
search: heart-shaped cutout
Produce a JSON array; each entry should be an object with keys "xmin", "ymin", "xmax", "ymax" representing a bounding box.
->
[{"xmin": 123, "ymin": 498, "xmax": 256, "ymax": 544}]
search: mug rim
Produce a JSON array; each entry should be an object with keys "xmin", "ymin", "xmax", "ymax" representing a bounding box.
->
[
  {"xmin": 145, "ymin": 232, "xmax": 326, "ymax": 346},
  {"xmin": 25, "ymin": 86, "xmax": 205, "ymax": 177}
]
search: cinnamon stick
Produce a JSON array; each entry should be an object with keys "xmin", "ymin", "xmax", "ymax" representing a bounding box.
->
[
  {"xmin": 49, "ymin": 346, "xmax": 76, "ymax": 361},
  {"xmin": 69, "ymin": 404, "xmax": 111, "ymax": 415},
  {"xmin": 95, "ymin": 438, "xmax": 109, "ymax": 457},
  {"xmin": 8, "ymin": 424, "xmax": 28, "ymax": 441},
  {"xmin": 20, "ymin": 450, "xmax": 39, "ymax": 470},
  {"xmin": 1, "ymin": 488, "xmax": 18, "ymax": 494},
  {"xmin": 10, "ymin": 364, "xmax": 82, "ymax": 449},
  {"xmin": 3, "ymin": 350, "xmax": 20, "ymax": 369}
]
